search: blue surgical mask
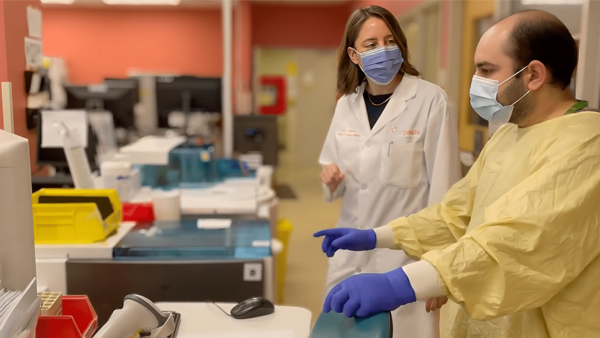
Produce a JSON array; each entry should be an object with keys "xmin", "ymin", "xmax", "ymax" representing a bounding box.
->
[
  {"xmin": 469, "ymin": 66, "xmax": 530, "ymax": 133},
  {"xmin": 353, "ymin": 45, "xmax": 404, "ymax": 85}
]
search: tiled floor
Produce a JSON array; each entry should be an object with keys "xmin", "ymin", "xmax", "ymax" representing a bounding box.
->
[{"xmin": 275, "ymin": 165, "xmax": 342, "ymax": 326}]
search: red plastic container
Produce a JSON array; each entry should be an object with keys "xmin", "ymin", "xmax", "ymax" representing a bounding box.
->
[
  {"xmin": 36, "ymin": 295, "xmax": 98, "ymax": 338},
  {"xmin": 122, "ymin": 202, "xmax": 156, "ymax": 223}
]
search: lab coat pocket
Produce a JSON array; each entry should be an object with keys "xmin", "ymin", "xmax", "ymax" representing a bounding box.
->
[
  {"xmin": 336, "ymin": 132, "xmax": 361, "ymax": 169},
  {"xmin": 381, "ymin": 141, "xmax": 423, "ymax": 188}
]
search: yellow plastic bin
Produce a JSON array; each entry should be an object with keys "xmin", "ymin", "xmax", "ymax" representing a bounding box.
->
[
  {"xmin": 32, "ymin": 189, "xmax": 122, "ymax": 244},
  {"xmin": 276, "ymin": 219, "xmax": 294, "ymax": 303}
]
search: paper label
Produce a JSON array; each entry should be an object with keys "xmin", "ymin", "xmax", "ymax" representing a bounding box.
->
[
  {"xmin": 243, "ymin": 263, "xmax": 262, "ymax": 282},
  {"xmin": 252, "ymin": 240, "xmax": 270, "ymax": 248},
  {"xmin": 197, "ymin": 219, "xmax": 232, "ymax": 229}
]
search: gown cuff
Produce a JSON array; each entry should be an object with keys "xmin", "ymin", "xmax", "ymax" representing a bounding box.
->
[
  {"xmin": 374, "ymin": 225, "xmax": 396, "ymax": 249},
  {"xmin": 402, "ymin": 260, "xmax": 447, "ymax": 300}
]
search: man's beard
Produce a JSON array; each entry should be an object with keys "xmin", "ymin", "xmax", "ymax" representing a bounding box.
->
[{"xmin": 500, "ymin": 78, "xmax": 532, "ymax": 124}]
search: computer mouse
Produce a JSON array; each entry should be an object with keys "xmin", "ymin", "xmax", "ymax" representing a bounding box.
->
[{"xmin": 230, "ymin": 297, "xmax": 275, "ymax": 319}]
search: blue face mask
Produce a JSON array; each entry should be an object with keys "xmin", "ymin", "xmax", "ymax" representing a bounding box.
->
[
  {"xmin": 469, "ymin": 66, "xmax": 530, "ymax": 125},
  {"xmin": 353, "ymin": 45, "xmax": 404, "ymax": 85}
]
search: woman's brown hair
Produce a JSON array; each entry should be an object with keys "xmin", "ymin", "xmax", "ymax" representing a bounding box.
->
[{"xmin": 337, "ymin": 5, "xmax": 420, "ymax": 96}]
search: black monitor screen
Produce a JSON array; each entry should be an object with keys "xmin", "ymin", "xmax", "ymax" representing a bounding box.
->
[
  {"xmin": 105, "ymin": 78, "xmax": 140, "ymax": 104},
  {"xmin": 155, "ymin": 76, "xmax": 222, "ymax": 128},
  {"xmin": 65, "ymin": 82, "xmax": 137, "ymax": 129}
]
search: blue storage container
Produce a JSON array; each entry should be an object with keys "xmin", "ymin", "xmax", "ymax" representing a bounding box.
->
[{"xmin": 138, "ymin": 143, "xmax": 253, "ymax": 189}]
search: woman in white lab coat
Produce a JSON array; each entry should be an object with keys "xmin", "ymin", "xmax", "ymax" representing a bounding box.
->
[{"xmin": 318, "ymin": 6, "xmax": 461, "ymax": 338}]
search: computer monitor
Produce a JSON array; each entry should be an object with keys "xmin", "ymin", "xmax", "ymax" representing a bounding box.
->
[
  {"xmin": 234, "ymin": 115, "xmax": 279, "ymax": 166},
  {"xmin": 36, "ymin": 111, "xmax": 99, "ymax": 173},
  {"xmin": 155, "ymin": 76, "xmax": 222, "ymax": 128},
  {"xmin": 65, "ymin": 82, "xmax": 137, "ymax": 129},
  {"xmin": 104, "ymin": 78, "xmax": 140, "ymax": 103}
]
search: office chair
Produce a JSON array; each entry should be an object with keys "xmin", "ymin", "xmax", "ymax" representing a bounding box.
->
[{"xmin": 309, "ymin": 311, "xmax": 393, "ymax": 338}]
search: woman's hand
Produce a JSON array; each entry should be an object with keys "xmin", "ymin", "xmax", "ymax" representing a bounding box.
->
[
  {"xmin": 314, "ymin": 228, "xmax": 376, "ymax": 257},
  {"xmin": 425, "ymin": 296, "xmax": 448, "ymax": 313},
  {"xmin": 321, "ymin": 163, "xmax": 345, "ymax": 194}
]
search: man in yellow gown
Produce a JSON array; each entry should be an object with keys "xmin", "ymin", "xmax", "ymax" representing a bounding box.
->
[{"xmin": 314, "ymin": 10, "xmax": 600, "ymax": 338}]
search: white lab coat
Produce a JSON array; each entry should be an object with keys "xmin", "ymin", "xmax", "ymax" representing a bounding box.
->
[{"xmin": 319, "ymin": 75, "xmax": 461, "ymax": 338}]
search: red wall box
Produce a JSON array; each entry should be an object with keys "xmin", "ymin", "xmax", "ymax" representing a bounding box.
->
[
  {"xmin": 36, "ymin": 295, "xmax": 98, "ymax": 338},
  {"xmin": 259, "ymin": 76, "xmax": 287, "ymax": 115}
]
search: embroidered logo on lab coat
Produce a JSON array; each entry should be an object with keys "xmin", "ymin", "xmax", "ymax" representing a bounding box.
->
[
  {"xmin": 338, "ymin": 128, "xmax": 360, "ymax": 137},
  {"xmin": 401, "ymin": 129, "xmax": 421, "ymax": 141},
  {"xmin": 403, "ymin": 130, "xmax": 420, "ymax": 136}
]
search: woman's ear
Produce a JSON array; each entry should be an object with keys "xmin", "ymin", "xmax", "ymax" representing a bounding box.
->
[{"xmin": 348, "ymin": 47, "xmax": 360, "ymax": 65}]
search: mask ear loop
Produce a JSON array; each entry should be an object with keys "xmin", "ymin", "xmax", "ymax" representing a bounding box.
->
[
  {"xmin": 497, "ymin": 65, "xmax": 530, "ymax": 106},
  {"xmin": 499, "ymin": 65, "xmax": 528, "ymax": 86},
  {"xmin": 351, "ymin": 48, "xmax": 367, "ymax": 74},
  {"xmin": 511, "ymin": 89, "xmax": 531, "ymax": 107},
  {"xmin": 351, "ymin": 47, "xmax": 363, "ymax": 57}
]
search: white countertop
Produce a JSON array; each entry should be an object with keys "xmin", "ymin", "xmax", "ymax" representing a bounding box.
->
[{"xmin": 156, "ymin": 302, "xmax": 312, "ymax": 338}]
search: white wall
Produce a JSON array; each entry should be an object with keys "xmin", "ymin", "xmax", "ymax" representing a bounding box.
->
[{"xmin": 254, "ymin": 48, "xmax": 338, "ymax": 169}]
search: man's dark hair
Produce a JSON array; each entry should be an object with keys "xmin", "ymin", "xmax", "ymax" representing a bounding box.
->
[{"xmin": 508, "ymin": 12, "xmax": 578, "ymax": 90}]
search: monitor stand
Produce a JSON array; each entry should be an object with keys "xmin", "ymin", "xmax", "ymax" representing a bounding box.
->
[{"xmin": 31, "ymin": 170, "xmax": 74, "ymax": 192}]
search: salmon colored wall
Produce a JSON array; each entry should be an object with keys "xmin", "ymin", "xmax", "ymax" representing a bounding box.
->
[
  {"xmin": 42, "ymin": 2, "xmax": 349, "ymax": 89},
  {"xmin": 251, "ymin": 2, "xmax": 353, "ymax": 48},
  {"xmin": 43, "ymin": 7, "xmax": 223, "ymax": 85},
  {"xmin": 0, "ymin": 0, "xmax": 42, "ymax": 170},
  {"xmin": 239, "ymin": 0, "xmax": 252, "ymax": 89},
  {"xmin": 42, "ymin": 2, "xmax": 351, "ymax": 100}
]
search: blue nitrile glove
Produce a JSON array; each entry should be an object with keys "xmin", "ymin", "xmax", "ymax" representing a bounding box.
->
[
  {"xmin": 323, "ymin": 267, "xmax": 416, "ymax": 318},
  {"xmin": 313, "ymin": 228, "xmax": 376, "ymax": 257}
]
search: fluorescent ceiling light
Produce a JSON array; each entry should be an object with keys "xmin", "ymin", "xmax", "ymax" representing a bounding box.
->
[
  {"xmin": 103, "ymin": 0, "xmax": 180, "ymax": 5},
  {"xmin": 41, "ymin": 0, "xmax": 75, "ymax": 4},
  {"xmin": 521, "ymin": 0, "xmax": 583, "ymax": 4}
]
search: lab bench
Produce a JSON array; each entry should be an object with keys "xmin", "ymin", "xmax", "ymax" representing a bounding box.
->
[{"xmin": 36, "ymin": 218, "xmax": 275, "ymax": 326}]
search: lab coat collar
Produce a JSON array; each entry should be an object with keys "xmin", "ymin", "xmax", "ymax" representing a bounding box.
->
[
  {"xmin": 350, "ymin": 82, "xmax": 371, "ymax": 137},
  {"xmin": 351, "ymin": 74, "xmax": 419, "ymax": 141}
]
